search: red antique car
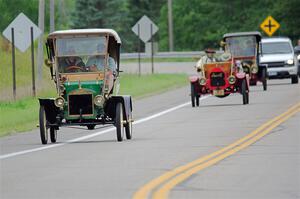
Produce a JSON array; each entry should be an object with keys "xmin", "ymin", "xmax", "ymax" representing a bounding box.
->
[
  {"xmin": 222, "ymin": 32, "xmax": 267, "ymax": 90},
  {"xmin": 189, "ymin": 60, "xmax": 250, "ymax": 106}
]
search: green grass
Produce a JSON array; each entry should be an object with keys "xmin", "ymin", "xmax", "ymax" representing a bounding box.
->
[
  {"xmin": 119, "ymin": 74, "xmax": 188, "ymax": 98},
  {"xmin": 0, "ymin": 36, "xmax": 49, "ymax": 91},
  {"xmin": 0, "ymin": 73, "xmax": 188, "ymax": 137}
]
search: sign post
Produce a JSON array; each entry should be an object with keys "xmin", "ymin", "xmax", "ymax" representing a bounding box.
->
[
  {"xmin": 150, "ymin": 23, "xmax": 154, "ymax": 74},
  {"xmin": 2, "ymin": 13, "xmax": 42, "ymax": 98},
  {"xmin": 138, "ymin": 24, "xmax": 141, "ymax": 76},
  {"xmin": 260, "ymin": 16, "xmax": 280, "ymax": 37},
  {"xmin": 30, "ymin": 27, "xmax": 36, "ymax": 97},
  {"xmin": 132, "ymin": 15, "xmax": 159, "ymax": 75},
  {"xmin": 11, "ymin": 28, "xmax": 16, "ymax": 100}
]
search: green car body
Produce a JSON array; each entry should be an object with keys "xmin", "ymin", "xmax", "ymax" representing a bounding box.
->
[{"xmin": 39, "ymin": 29, "xmax": 133, "ymax": 144}]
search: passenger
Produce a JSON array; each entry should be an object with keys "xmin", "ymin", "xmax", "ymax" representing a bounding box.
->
[
  {"xmin": 86, "ymin": 43, "xmax": 106, "ymax": 72},
  {"xmin": 196, "ymin": 48, "xmax": 217, "ymax": 72},
  {"xmin": 243, "ymin": 40, "xmax": 256, "ymax": 56}
]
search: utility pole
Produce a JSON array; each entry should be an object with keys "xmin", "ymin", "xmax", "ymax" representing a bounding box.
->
[
  {"xmin": 37, "ymin": 0, "xmax": 45, "ymax": 82},
  {"xmin": 167, "ymin": 0, "xmax": 174, "ymax": 51},
  {"xmin": 50, "ymin": 0, "xmax": 55, "ymax": 33}
]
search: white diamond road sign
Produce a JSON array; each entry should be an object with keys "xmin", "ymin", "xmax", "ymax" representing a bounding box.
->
[
  {"xmin": 2, "ymin": 13, "xmax": 42, "ymax": 52},
  {"xmin": 132, "ymin": 15, "xmax": 159, "ymax": 43}
]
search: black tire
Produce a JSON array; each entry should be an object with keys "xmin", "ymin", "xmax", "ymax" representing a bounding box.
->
[
  {"xmin": 39, "ymin": 106, "xmax": 48, "ymax": 145},
  {"xmin": 261, "ymin": 68, "xmax": 267, "ymax": 91},
  {"xmin": 115, "ymin": 102, "xmax": 124, "ymax": 142},
  {"xmin": 249, "ymin": 80, "xmax": 257, "ymax": 86},
  {"xmin": 191, "ymin": 83, "xmax": 195, "ymax": 107},
  {"xmin": 291, "ymin": 75, "xmax": 299, "ymax": 84},
  {"xmin": 50, "ymin": 127, "xmax": 57, "ymax": 143},
  {"xmin": 241, "ymin": 79, "xmax": 249, "ymax": 105},
  {"xmin": 87, "ymin": 124, "xmax": 96, "ymax": 130},
  {"xmin": 196, "ymin": 95, "xmax": 199, "ymax": 107},
  {"xmin": 125, "ymin": 112, "xmax": 133, "ymax": 140}
]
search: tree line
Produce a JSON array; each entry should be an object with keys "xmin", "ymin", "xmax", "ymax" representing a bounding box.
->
[{"xmin": 1, "ymin": 0, "xmax": 299, "ymax": 52}]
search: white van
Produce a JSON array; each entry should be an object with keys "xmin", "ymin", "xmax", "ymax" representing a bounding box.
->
[{"xmin": 260, "ymin": 37, "xmax": 299, "ymax": 84}]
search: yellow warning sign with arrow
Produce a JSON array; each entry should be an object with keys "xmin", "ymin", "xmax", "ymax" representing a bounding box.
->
[{"xmin": 260, "ymin": 16, "xmax": 280, "ymax": 36}]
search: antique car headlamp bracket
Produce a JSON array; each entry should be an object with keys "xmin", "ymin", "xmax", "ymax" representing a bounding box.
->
[
  {"xmin": 199, "ymin": 77, "xmax": 207, "ymax": 86},
  {"xmin": 251, "ymin": 65, "xmax": 258, "ymax": 74},
  {"xmin": 228, "ymin": 75, "xmax": 236, "ymax": 84},
  {"xmin": 54, "ymin": 97, "xmax": 65, "ymax": 108},
  {"xmin": 94, "ymin": 95, "xmax": 105, "ymax": 107}
]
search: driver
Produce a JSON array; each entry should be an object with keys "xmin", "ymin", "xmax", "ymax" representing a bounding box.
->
[
  {"xmin": 196, "ymin": 48, "xmax": 217, "ymax": 72},
  {"xmin": 59, "ymin": 47, "xmax": 85, "ymax": 72}
]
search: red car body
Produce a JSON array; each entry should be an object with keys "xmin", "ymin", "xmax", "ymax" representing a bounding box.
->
[{"xmin": 189, "ymin": 61, "xmax": 250, "ymax": 107}]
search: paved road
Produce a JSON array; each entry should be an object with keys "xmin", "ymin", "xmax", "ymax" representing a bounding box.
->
[{"xmin": 0, "ymin": 79, "xmax": 299, "ymax": 199}]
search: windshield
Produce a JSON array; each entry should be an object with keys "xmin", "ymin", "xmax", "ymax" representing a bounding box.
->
[
  {"xmin": 262, "ymin": 42, "xmax": 292, "ymax": 54},
  {"xmin": 56, "ymin": 36, "xmax": 110, "ymax": 73},
  {"xmin": 226, "ymin": 36, "xmax": 257, "ymax": 57}
]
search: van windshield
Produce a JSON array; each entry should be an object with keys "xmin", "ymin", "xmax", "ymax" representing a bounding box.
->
[{"xmin": 262, "ymin": 42, "xmax": 292, "ymax": 54}]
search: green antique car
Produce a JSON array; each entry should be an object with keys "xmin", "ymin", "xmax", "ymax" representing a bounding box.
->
[{"xmin": 39, "ymin": 29, "xmax": 133, "ymax": 144}]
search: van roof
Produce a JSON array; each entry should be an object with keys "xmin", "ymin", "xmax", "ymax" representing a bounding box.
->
[{"xmin": 261, "ymin": 37, "xmax": 291, "ymax": 43}]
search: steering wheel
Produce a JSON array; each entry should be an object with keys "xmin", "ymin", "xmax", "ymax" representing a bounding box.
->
[{"xmin": 65, "ymin": 65, "xmax": 85, "ymax": 72}]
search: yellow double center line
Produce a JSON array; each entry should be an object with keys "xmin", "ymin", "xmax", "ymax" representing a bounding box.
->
[{"xmin": 133, "ymin": 102, "xmax": 300, "ymax": 199}]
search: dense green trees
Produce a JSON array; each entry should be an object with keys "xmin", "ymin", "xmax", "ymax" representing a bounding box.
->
[
  {"xmin": 1, "ymin": 0, "xmax": 299, "ymax": 52},
  {"xmin": 158, "ymin": 0, "xmax": 300, "ymax": 51}
]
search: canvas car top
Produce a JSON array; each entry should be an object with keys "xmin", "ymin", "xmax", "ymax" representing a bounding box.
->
[
  {"xmin": 223, "ymin": 31, "xmax": 262, "ymax": 41},
  {"xmin": 48, "ymin": 29, "xmax": 121, "ymax": 44}
]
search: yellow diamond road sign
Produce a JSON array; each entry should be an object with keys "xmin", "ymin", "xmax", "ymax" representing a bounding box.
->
[{"xmin": 260, "ymin": 16, "xmax": 280, "ymax": 37}]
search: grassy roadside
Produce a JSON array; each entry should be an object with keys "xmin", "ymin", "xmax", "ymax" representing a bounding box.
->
[
  {"xmin": 121, "ymin": 57, "xmax": 198, "ymax": 63},
  {"xmin": 0, "ymin": 73, "xmax": 188, "ymax": 137}
]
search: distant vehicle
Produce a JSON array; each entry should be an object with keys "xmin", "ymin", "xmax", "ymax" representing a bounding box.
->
[
  {"xmin": 189, "ymin": 60, "xmax": 250, "ymax": 106},
  {"xmin": 294, "ymin": 45, "xmax": 300, "ymax": 77},
  {"xmin": 222, "ymin": 31, "xmax": 267, "ymax": 90},
  {"xmin": 39, "ymin": 29, "xmax": 133, "ymax": 144},
  {"xmin": 260, "ymin": 37, "xmax": 299, "ymax": 84}
]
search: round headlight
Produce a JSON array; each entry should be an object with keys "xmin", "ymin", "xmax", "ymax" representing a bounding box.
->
[
  {"xmin": 59, "ymin": 84, "xmax": 65, "ymax": 92},
  {"xmin": 228, "ymin": 75, "xmax": 236, "ymax": 84},
  {"xmin": 286, "ymin": 59, "xmax": 294, "ymax": 65},
  {"xmin": 251, "ymin": 66, "xmax": 258, "ymax": 74},
  {"xmin": 54, "ymin": 97, "xmax": 65, "ymax": 108},
  {"xmin": 94, "ymin": 95, "xmax": 104, "ymax": 106},
  {"xmin": 297, "ymin": 55, "xmax": 300, "ymax": 60},
  {"xmin": 199, "ymin": 77, "xmax": 206, "ymax": 86}
]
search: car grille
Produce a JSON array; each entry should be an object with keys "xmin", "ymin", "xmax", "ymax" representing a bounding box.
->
[
  {"xmin": 69, "ymin": 94, "xmax": 93, "ymax": 115},
  {"xmin": 210, "ymin": 72, "xmax": 225, "ymax": 87},
  {"xmin": 265, "ymin": 62, "xmax": 285, "ymax": 68}
]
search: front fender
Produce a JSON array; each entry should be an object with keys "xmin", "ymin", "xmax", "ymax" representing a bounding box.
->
[
  {"xmin": 105, "ymin": 95, "xmax": 132, "ymax": 120},
  {"xmin": 189, "ymin": 76, "xmax": 199, "ymax": 83},
  {"xmin": 236, "ymin": 72, "xmax": 246, "ymax": 79},
  {"xmin": 38, "ymin": 98, "xmax": 60, "ymax": 124}
]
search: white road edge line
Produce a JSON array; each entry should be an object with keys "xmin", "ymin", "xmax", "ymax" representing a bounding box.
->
[{"xmin": 0, "ymin": 96, "xmax": 209, "ymax": 160}]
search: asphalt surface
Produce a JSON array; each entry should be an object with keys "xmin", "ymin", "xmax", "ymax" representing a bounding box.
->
[{"xmin": 0, "ymin": 79, "xmax": 299, "ymax": 199}]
